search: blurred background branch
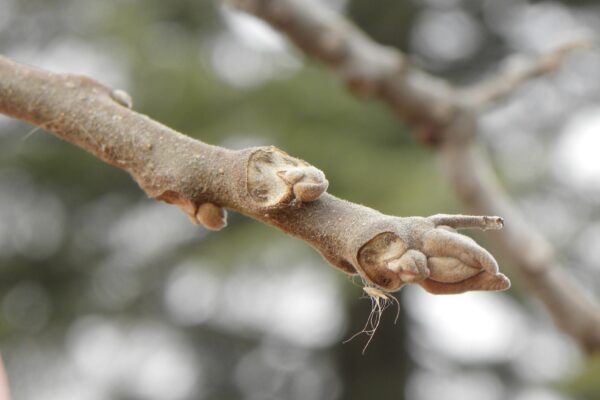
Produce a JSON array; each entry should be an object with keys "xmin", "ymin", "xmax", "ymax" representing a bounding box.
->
[
  {"xmin": 225, "ymin": 0, "xmax": 457, "ymax": 140},
  {"xmin": 461, "ymin": 40, "xmax": 593, "ymax": 108}
]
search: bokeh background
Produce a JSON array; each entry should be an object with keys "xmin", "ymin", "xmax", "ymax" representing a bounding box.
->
[{"xmin": 1, "ymin": 0, "xmax": 600, "ymax": 399}]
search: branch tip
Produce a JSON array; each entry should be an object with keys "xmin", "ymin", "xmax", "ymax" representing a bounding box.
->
[
  {"xmin": 353, "ymin": 217, "xmax": 507, "ymax": 293},
  {"xmin": 247, "ymin": 146, "xmax": 328, "ymax": 207},
  {"xmin": 428, "ymin": 214, "xmax": 504, "ymax": 230}
]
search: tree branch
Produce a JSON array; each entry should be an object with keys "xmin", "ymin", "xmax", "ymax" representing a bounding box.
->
[
  {"xmin": 223, "ymin": 0, "xmax": 457, "ymax": 143},
  {"xmin": 227, "ymin": 0, "xmax": 600, "ymax": 351},
  {"xmin": 0, "ymin": 55, "xmax": 509, "ymax": 296},
  {"xmin": 460, "ymin": 40, "xmax": 592, "ymax": 109}
]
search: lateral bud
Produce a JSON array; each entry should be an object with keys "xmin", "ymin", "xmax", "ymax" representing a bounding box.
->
[
  {"xmin": 196, "ymin": 202, "xmax": 227, "ymax": 231},
  {"xmin": 247, "ymin": 146, "xmax": 328, "ymax": 207}
]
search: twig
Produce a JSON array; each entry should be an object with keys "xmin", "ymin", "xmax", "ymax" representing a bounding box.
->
[
  {"xmin": 428, "ymin": 214, "xmax": 504, "ymax": 231},
  {"xmin": 0, "ymin": 55, "xmax": 508, "ymax": 296},
  {"xmin": 460, "ymin": 40, "xmax": 593, "ymax": 108}
]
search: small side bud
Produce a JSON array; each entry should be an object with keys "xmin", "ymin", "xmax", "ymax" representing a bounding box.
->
[
  {"xmin": 279, "ymin": 168, "xmax": 305, "ymax": 184},
  {"xmin": 247, "ymin": 147, "xmax": 328, "ymax": 207},
  {"xmin": 294, "ymin": 166, "xmax": 328, "ymax": 202},
  {"xmin": 196, "ymin": 203, "xmax": 227, "ymax": 231},
  {"xmin": 111, "ymin": 89, "xmax": 133, "ymax": 109},
  {"xmin": 278, "ymin": 166, "xmax": 328, "ymax": 203}
]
